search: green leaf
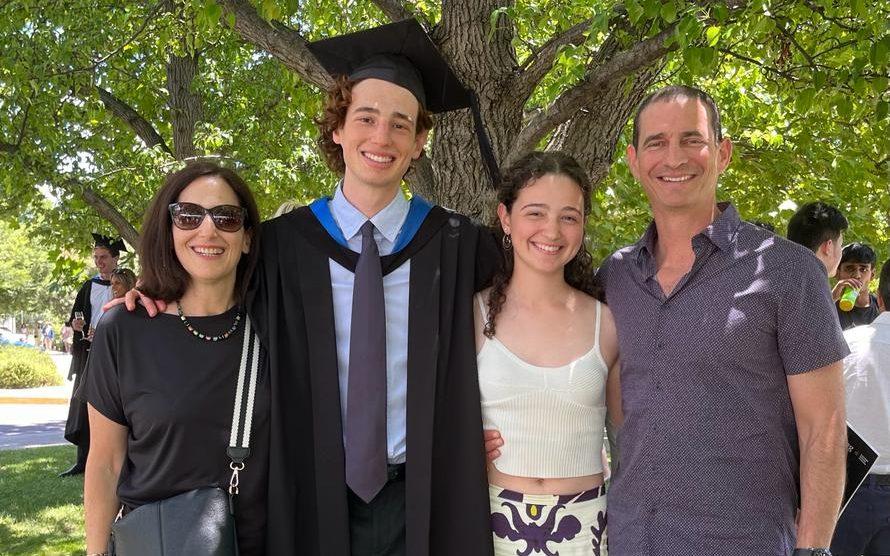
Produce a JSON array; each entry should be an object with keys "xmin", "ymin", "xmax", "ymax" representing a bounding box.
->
[
  {"xmin": 205, "ymin": 3, "xmax": 222, "ymax": 27},
  {"xmin": 834, "ymin": 96, "xmax": 853, "ymax": 118},
  {"xmin": 711, "ymin": 4, "xmax": 729, "ymax": 24},
  {"xmin": 660, "ymin": 2, "xmax": 677, "ymax": 23},
  {"xmin": 795, "ymin": 88, "xmax": 816, "ymax": 113},
  {"xmin": 705, "ymin": 26, "xmax": 721, "ymax": 46},
  {"xmin": 643, "ymin": 0, "xmax": 661, "ymax": 19},
  {"xmin": 626, "ymin": 0, "xmax": 644, "ymax": 25},
  {"xmin": 754, "ymin": 17, "xmax": 776, "ymax": 36},
  {"xmin": 876, "ymin": 101, "xmax": 889, "ymax": 121},
  {"xmin": 871, "ymin": 39, "xmax": 889, "ymax": 67},
  {"xmin": 851, "ymin": 77, "xmax": 868, "ymax": 95},
  {"xmin": 872, "ymin": 76, "xmax": 889, "ymax": 94}
]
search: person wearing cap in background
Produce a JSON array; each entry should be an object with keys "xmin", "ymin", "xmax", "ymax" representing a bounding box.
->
[
  {"xmin": 249, "ymin": 19, "xmax": 499, "ymax": 556},
  {"xmin": 60, "ymin": 233, "xmax": 124, "ymax": 477},
  {"xmin": 834, "ymin": 242, "xmax": 880, "ymax": 330}
]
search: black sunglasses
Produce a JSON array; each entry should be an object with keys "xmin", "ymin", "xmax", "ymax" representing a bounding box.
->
[{"xmin": 168, "ymin": 202, "xmax": 247, "ymax": 233}]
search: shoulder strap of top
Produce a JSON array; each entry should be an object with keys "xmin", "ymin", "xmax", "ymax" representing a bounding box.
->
[
  {"xmin": 476, "ymin": 292, "xmax": 489, "ymax": 323},
  {"xmin": 594, "ymin": 299, "xmax": 602, "ymax": 349}
]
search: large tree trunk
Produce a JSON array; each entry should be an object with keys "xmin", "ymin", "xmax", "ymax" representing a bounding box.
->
[
  {"xmin": 215, "ymin": 0, "xmax": 685, "ymax": 217},
  {"xmin": 167, "ymin": 52, "xmax": 203, "ymax": 160},
  {"xmin": 430, "ymin": 1, "xmax": 522, "ymax": 219},
  {"xmin": 548, "ymin": 66, "xmax": 662, "ymax": 187}
]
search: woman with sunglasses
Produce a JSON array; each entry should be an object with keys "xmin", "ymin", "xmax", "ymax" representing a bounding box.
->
[{"xmin": 81, "ymin": 162, "xmax": 268, "ymax": 555}]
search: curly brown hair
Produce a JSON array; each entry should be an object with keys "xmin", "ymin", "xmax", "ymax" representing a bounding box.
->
[
  {"xmin": 484, "ymin": 151, "xmax": 603, "ymax": 338},
  {"xmin": 316, "ymin": 75, "xmax": 435, "ymax": 175}
]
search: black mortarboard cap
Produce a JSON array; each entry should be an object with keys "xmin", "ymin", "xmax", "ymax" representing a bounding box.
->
[
  {"xmin": 307, "ymin": 19, "xmax": 470, "ymax": 114},
  {"xmin": 91, "ymin": 233, "xmax": 126, "ymax": 255},
  {"xmin": 308, "ymin": 19, "xmax": 501, "ymax": 186}
]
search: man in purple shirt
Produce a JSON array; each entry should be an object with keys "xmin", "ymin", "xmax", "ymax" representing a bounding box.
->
[{"xmin": 601, "ymin": 86, "xmax": 848, "ymax": 556}]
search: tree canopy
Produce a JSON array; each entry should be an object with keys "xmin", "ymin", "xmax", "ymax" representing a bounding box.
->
[{"xmin": 1, "ymin": 0, "xmax": 887, "ymax": 271}]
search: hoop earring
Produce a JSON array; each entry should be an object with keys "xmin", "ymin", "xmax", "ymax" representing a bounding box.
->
[{"xmin": 502, "ymin": 234, "xmax": 512, "ymax": 250}]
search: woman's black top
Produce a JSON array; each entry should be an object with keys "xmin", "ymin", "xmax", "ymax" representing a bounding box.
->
[{"xmin": 81, "ymin": 304, "xmax": 269, "ymax": 555}]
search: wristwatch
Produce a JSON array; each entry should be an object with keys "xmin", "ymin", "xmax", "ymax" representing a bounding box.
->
[{"xmin": 792, "ymin": 549, "xmax": 831, "ymax": 556}]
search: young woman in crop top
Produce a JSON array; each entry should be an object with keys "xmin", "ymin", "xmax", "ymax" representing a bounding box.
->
[{"xmin": 474, "ymin": 151, "xmax": 620, "ymax": 555}]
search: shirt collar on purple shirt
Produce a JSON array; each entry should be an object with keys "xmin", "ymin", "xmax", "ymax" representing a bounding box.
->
[{"xmin": 634, "ymin": 201, "xmax": 740, "ymax": 263}]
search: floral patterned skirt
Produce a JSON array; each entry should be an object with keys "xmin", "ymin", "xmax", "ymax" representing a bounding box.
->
[{"xmin": 489, "ymin": 483, "xmax": 607, "ymax": 556}]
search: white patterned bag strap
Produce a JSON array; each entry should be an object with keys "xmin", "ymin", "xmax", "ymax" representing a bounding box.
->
[{"xmin": 227, "ymin": 314, "xmax": 261, "ymax": 496}]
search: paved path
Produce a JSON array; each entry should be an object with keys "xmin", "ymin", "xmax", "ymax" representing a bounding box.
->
[
  {"xmin": 0, "ymin": 403, "xmax": 69, "ymax": 449},
  {"xmin": 0, "ymin": 351, "xmax": 74, "ymax": 450}
]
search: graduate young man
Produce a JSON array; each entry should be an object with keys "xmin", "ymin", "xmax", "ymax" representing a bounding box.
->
[
  {"xmin": 252, "ymin": 21, "xmax": 498, "ymax": 556},
  {"xmin": 60, "ymin": 233, "xmax": 124, "ymax": 477},
  {"xmin": 124, "ymin": 20, "xmax": 498, "ymax": 554}
]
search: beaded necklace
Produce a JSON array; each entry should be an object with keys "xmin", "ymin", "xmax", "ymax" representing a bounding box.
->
[{"xmin": 177, "ymin": 301, "xmax": 241, "ymax": 342}]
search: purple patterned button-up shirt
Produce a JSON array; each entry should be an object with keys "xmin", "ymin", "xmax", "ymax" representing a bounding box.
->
[{"xmin": 601, "ymin": 203, "xmax": 848, "ymax": 556}]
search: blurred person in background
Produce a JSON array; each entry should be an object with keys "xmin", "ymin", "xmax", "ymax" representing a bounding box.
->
[
  {"xmin": 787, "ymin": 201, "xmax": 848, "ymax": 278},
  {"xmin": 831, "ymin": 258, "xmax": 890, "ymax": 555},
  {"xmin": 60, "ymin": 233, "xmax": 123, "ymax": 477},
  {"xmin": 834, "ymin": 243, "xmax": 880, "ymax": 330}
]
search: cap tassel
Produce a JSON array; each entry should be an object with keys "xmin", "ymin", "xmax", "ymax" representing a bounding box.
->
[{"xmin": 468, "ymin": 91, "xmax": 501, "ymax": 189}]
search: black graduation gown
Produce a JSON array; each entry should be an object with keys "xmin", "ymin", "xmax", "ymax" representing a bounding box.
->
[
  {"xmin": 250, "ymin": 204, "xmax": 498, "ymax": 556},
  {"xmin": 64, "ymin": 277, "xmax": 108, "ymax": 446}
]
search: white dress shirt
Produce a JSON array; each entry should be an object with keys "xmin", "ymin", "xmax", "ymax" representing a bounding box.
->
[
  {"xmin": 328, "ymin": 185, "xmax": 411, "ymax": 464},
  {"xmin": 843, "ymin": 311, "xmax": 890, "ymax": 473}
]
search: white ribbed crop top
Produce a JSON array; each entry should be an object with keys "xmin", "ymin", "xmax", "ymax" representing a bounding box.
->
[{"xmin": 476, "ymin": 294, "xmax": 608, "ymax": 478}]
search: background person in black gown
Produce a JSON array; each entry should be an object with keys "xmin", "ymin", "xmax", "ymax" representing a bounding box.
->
[
  {"xmin": 81, "ymin": 162, "xmax": 269, "ymax": 555},
  {"xmin": 60, "ymin": 233, "xmax": 123, "ymax": 477}
]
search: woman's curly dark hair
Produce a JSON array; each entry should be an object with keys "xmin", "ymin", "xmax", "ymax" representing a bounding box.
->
[
  {"xmin": 484, "ymin": 151, "xmax": 603, "ymax": 338},
  {"xmin": 315, "ymin": 75, "xmax": 434, "ymax": 175}
]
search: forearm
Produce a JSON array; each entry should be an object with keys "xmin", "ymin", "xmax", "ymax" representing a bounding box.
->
[
  {"xmin": 795, "ymin": 413, "xmax": 846, "ymax": 547},
  {"xmin": 84, "ymin": 458, "xmax": 121, "ymax": 552}
]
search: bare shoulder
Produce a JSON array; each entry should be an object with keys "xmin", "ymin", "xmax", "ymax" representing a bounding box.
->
[{"xmin": 572, "ymin": 290, "xmax": 603, "ymax": 316}]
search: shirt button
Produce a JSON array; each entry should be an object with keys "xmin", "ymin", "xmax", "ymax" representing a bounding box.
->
[
  {"xmin": 649, "ymin": 506, "xmax": 658, "ymax": 514},
  {"xmin": 656, "ymin": 341, "xmax": 664, "ymax": 349},
  {"xmin": 655, "ymin": 381, "xmax": 662, "ymax": 391}
]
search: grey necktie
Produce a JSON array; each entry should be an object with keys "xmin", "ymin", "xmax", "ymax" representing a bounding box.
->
[{"xmin": 345, "ymin": 220, "xmax": 388, "ymax": 503}]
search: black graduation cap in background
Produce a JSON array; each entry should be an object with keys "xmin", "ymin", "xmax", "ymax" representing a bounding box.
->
[
  {"xmin": 308, "ymin": 19, "xmax": 501, "ymax": 186},
  {"xmin": 91, "ymin": 233, "xmax": 126, "ymax": 255}
]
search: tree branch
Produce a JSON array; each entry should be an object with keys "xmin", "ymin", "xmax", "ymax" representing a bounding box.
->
[
  {"xmin": 92, "ymin": 2, "xmax": 164, "ymax": 67},
  {"xmin": 775, "ymin": 22, "xmax": 816, "ymax": 69},
  {"xmin": 216, "ymin": 0, "xmax": 332, "ymax": 89},
  {"xmin": 802, "ymin": 0, "xmax": 859, "ymax": 32},
  {"xmin": 79, "ymin": 182, "xmax": 140, "ymax": 247},
  {"xmin": 516, "ymin": 18, "xmax": 592, "ymax": 98},
  {"xmin": 0, "ymin": 101, "xmax": 31, "ymax": 155},
  {"xmin": 506, "ymin": 25, "xmax": 675, "ymax": 167},
  {"xmin": 718, "ymin": 48, "xmax": 799, "ymax": 81},
  {"xmin": 96, "ymin": 85, "xmax": 174, "ymax": 155},
  {"xmin": 370, "ymin": 0, "xmax": 413, "ymax": 22}
]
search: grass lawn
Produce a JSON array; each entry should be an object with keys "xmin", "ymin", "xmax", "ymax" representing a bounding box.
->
[{"xmin": 0, "ymin": 445, "xmax": 84, "ymax": 556}]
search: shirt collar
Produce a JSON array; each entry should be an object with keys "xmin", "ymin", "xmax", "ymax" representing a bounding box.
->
[
  {"xmin": 633, "ymin": 201, "xmax": 740, "ymax": 261},
  {"xmin": 330, "ymin": 182, "xmax": 410, "ymax": 244}
]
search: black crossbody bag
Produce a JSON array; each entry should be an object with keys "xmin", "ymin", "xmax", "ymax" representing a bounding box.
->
[{"xmin": 108, "ymin": 316, "xmax": 261, "ymax": 556}]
